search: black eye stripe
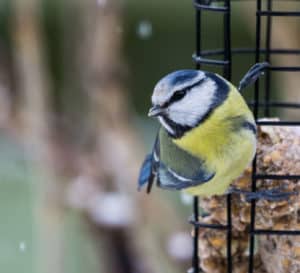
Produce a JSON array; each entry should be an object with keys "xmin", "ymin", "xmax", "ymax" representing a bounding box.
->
[
  {"xmin": 169, "ymin": 90, "xmax": 187, "ymax": 103},
  {"xmin": 169, "ymin": 77, "xmax": 206, "ymax": 104},
  {"xmin": 161, "ymin": 77, "xmax": 206, "ymax": 108}
]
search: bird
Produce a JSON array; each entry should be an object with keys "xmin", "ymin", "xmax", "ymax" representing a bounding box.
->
[{"xmin": 138, "ymin": 63, "xmax": 268, "ymax": 197}]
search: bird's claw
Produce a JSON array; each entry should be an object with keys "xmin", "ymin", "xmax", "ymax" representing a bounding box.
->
[
  {"xmin": 228, "ymin": 186, "xmax": 297, "ymax": 202},
  {"xmin": 200, "ymin": 0, "xmax": 213, "ymax": 5}
]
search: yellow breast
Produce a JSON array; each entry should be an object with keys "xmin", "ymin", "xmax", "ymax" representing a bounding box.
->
[{"xmin": 173, "ymin": 85, "xmax": 256, "ymax": 196}]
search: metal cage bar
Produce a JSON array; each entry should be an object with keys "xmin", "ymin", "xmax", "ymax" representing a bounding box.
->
[
  {"xmin": 264, "ymin": 0, "xmax": 272, "ymax": 116},
  {"xmin": 248, "ymin": 0, "xmax": 262, "ymax": 271},
  {"xmin": 192, "ymin": 2, "xmax": 202, "ymax": 272},
  {"xmin": 193, "ymin": 0, "xmax": 233, "ymax": 272},
  {"xmin": 191, "ymin": 1, "xmax": 300, "ymax": 273}
]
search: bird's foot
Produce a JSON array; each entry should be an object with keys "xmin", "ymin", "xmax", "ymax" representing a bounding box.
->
[
  {"xmin": 228, "ymin": 186, "xmax": 297, "ymax": 202},
  {"xmin": 200, "ymin": 0, "xmax": 213, "ymax": 6}
]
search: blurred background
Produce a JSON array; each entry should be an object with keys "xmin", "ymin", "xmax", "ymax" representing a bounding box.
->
[{"xmin": 0, "ymin": 0, "xmax": 299, "ymax": 273}]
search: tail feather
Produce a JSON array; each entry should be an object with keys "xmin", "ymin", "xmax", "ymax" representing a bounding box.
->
[
  {"xmin": 138, "ymin": 133, "xmax": 160, "ymax": 194},
  {"xmin": 138, "ymin": 154, "xmax": 154, "ymax": 191},
  {"xmin": 238, "ymin": 62, "xmax": 269, "ymax": 91}
]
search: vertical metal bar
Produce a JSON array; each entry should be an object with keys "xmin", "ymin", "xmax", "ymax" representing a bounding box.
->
[
  {"xmin": 248, "ymin": 161, "xmax": 257, "ymax": 273},
  {"xmin": 196, "ymin": 2, "xmax": 201, "ymax": 70},
  {"xmin": 224, "ymin": 1, "xmax": 232, "ymax": 272},
  {"xmin": 192, "ymin": 197, "xmax": 200, "ymax": 273},
  {"xmin": 193, "ymin": 2, "xmax": 201, "ymax": 272},
  {"xmin": 264, "ymin": 0, "xmax": 272, "ymax": 116},
  {"xmin": 253, "ymin": 0, "xmax": 262, "ymax": 119},
  {"xmin": 224, "ymin": 0, "xmax": 232, "ymax": 80},
  {"xmin": 226, "ymin": 194, "xmax": 232, "ymax": 273},
  {"xmin": 249, "ymin": 1, "xmax": 261, "ymax": 273}
]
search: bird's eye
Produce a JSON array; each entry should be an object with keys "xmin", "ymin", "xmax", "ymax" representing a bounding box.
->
[{"xmin": 170, "ymin": 90, "xmax": 187, "ymax": 103}]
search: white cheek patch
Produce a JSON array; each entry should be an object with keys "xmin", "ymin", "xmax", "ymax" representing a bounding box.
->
[
  {"xmin": 158, "ymin": 116, "xmax": 175, "ymax": 135},
  {"xmin": 152, "ymin": 71, "xmax": 206, "ymax": 106},
  {"xmin": 168, "ymin": 79, "xmax": 216, "ymax": 127}
]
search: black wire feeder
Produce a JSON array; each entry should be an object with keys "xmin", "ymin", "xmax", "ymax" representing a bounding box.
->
[{"xmin": 190, "ymin": 1, "xmax": 300, "ymax": 272}]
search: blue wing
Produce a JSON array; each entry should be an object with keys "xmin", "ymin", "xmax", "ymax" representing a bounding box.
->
[
  {"xmin": 138, "ymin": 128, "xmax": 215, "ymax": 193},
  {"xmin": 157, "ymin": 127, "xmax": 215, "ymax": 190},
  {"xmin": 158, "ymin": 162, "xmax": 215, "ymax": 190}
]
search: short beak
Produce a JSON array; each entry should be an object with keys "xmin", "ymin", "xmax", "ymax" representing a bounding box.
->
[{"xmin": 148, "ymin": 105, "xmax": 164, "ymax": 117}]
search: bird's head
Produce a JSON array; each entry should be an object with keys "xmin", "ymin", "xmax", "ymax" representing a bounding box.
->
[{"xmin": 148, "ymin": 69, "xmax": 229, "ymax": 138}]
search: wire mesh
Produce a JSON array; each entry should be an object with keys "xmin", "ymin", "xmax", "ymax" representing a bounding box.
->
[{"xmin": 191, "ymin": 0, "xmax": 300, "ymax": 272}]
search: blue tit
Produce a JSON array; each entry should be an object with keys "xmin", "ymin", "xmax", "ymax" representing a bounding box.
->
[{"xmin": 138, "ymin": 63, "xmax": 268, "ymax": 196}]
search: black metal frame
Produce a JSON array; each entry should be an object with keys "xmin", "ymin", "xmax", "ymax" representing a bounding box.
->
[{"xmin": 191, "ymin": 1, "xmax": 300, "ymax": 272}]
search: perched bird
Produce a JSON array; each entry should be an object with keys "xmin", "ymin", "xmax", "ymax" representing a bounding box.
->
[{"xmin": 138, "ymin": 63, "xmax": 269, "ymax": 197}]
